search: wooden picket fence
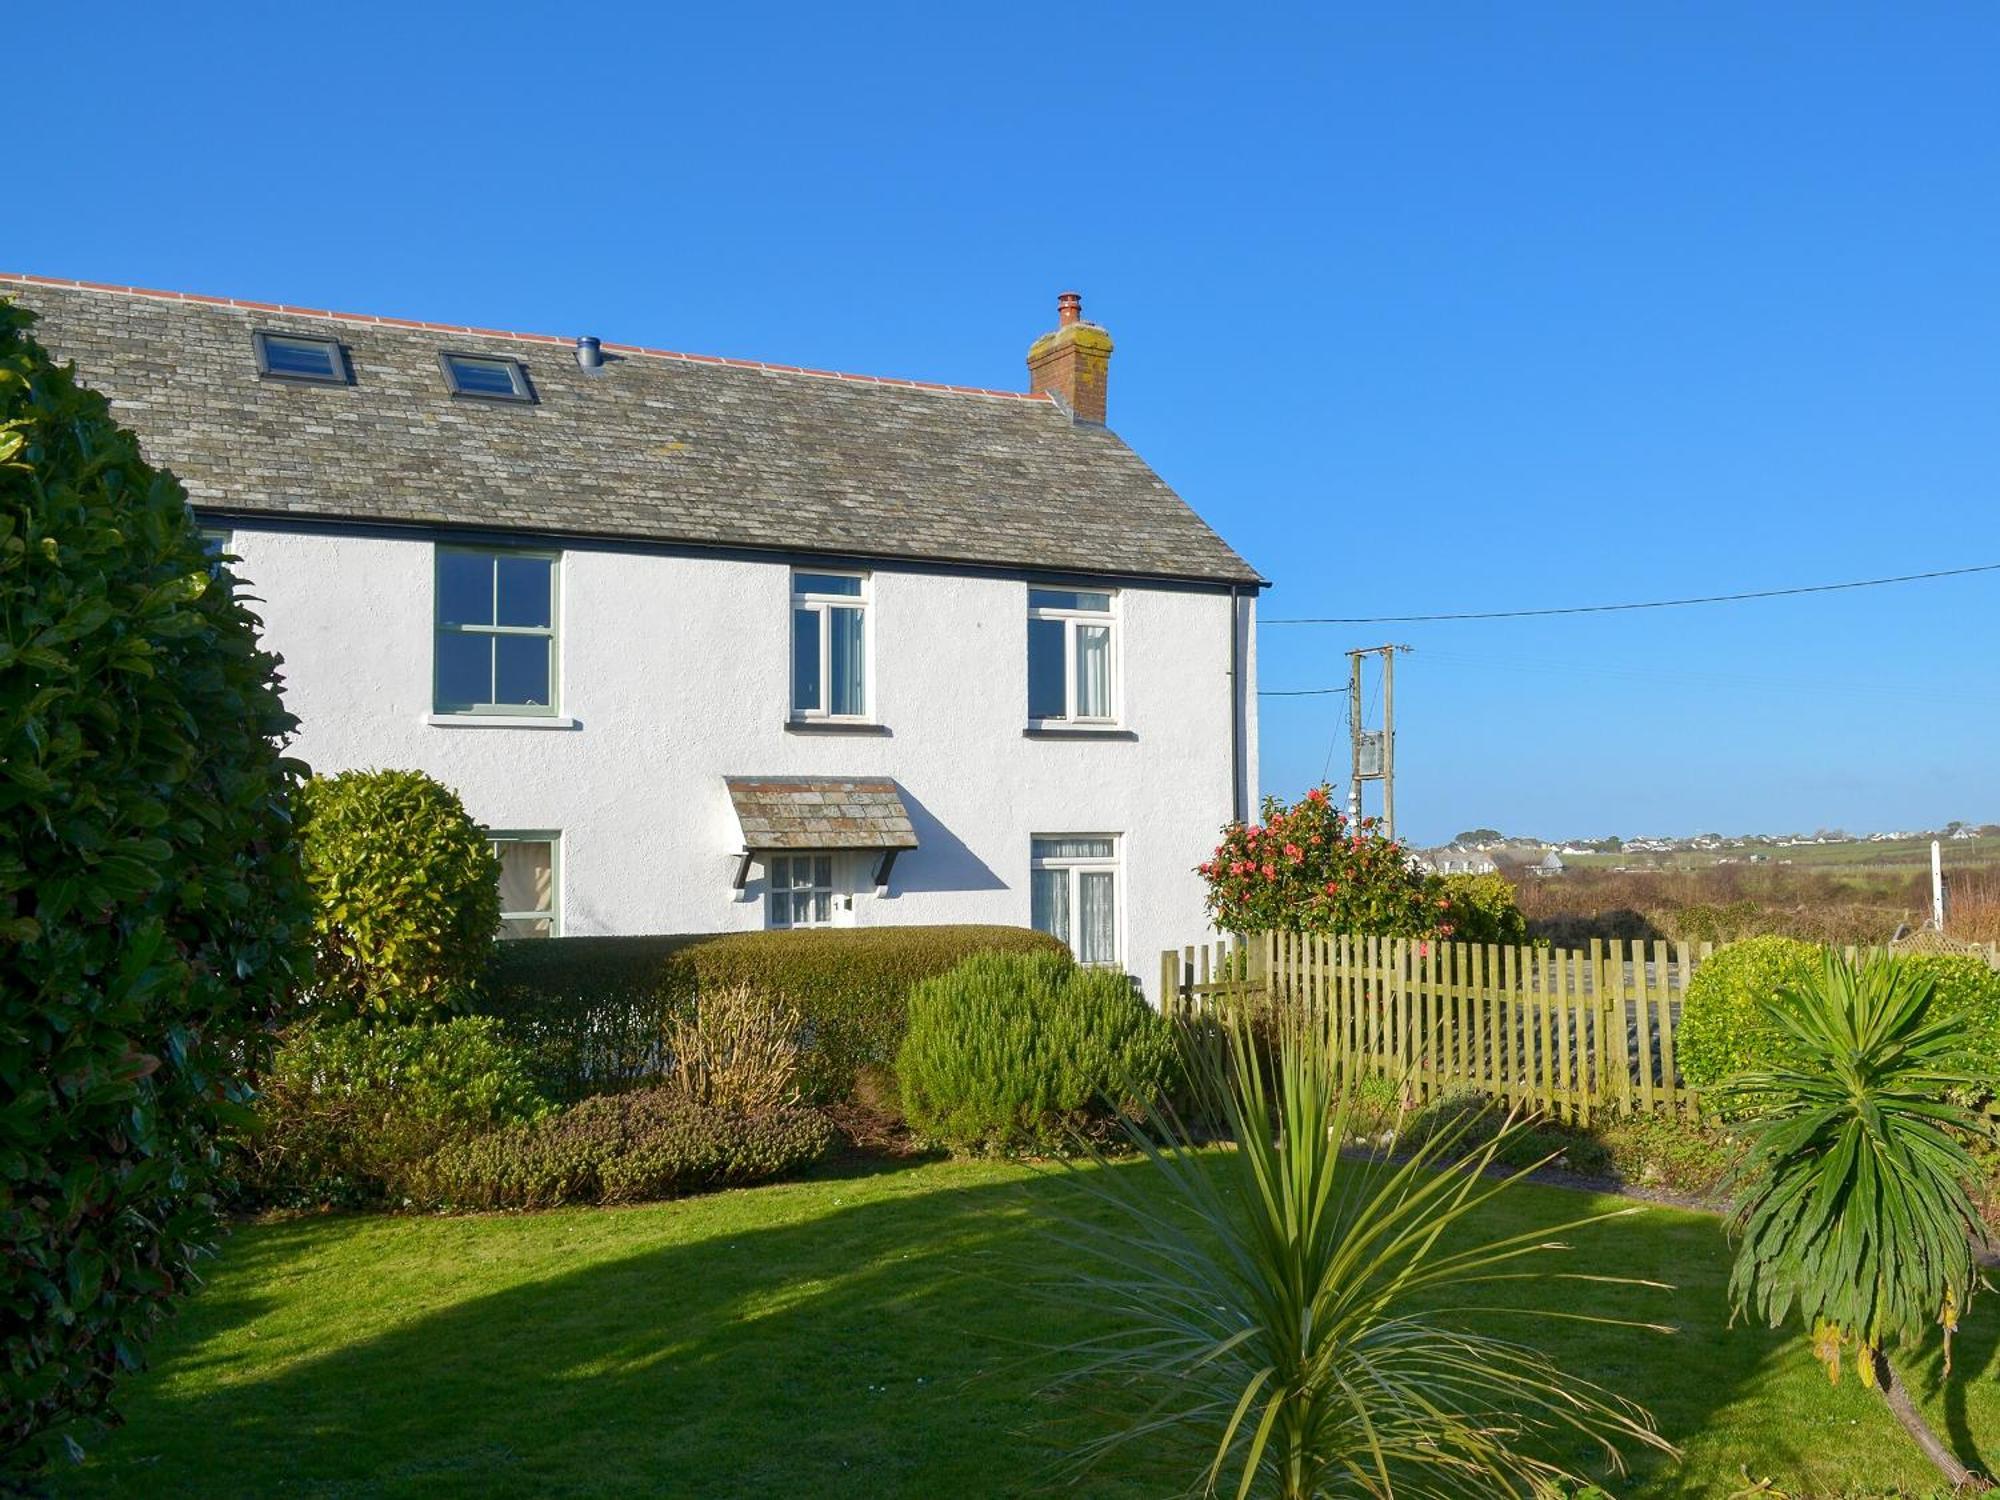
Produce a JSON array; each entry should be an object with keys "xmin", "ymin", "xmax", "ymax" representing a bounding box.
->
[{"xmin": 1160, "ymin": 933, "xmax": 1713, "ymax": 1121}]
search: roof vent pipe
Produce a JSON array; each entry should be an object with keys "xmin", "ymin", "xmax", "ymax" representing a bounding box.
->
[{"xmin": 575, "ymin": 335, "xmax": 604, "ymax": 371}]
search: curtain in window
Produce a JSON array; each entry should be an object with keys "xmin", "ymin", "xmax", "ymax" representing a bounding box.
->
[
  {"xmin": 1075, "ymin": 624, "xmax": 1111, "ymax": 717},
  {"xmin": 1032, "ymin": 836, "xmax": 1115, "ymax": 860},
  {"xmin": 496, "ymin": 841, "xmax": 552, "ymax": 916},
  {"xmin": 1077, "ymin": 871, "xmax": 1116, "ymax": 965},
  {"xmin": 1031, "ymin": 868, "xmax": 1070, "ymax": 944},
  {"xmin": 830, "ymin": 606, "xmax": 865, "ymax": 716}
]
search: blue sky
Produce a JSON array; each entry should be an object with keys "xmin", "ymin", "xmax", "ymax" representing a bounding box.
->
[{"xmin": 13, "ymin": 3, "xmax": 1997, "ymax": 845}]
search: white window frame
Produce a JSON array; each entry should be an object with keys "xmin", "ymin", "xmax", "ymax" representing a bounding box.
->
[
  {"xmin": 1030, "ymin": 833, "xmax": 1123, "ymax": 967},
  {"xmin": 790, "ymin": 570, "xmax": 872, "ymax": 722},
  {"xmin": 489, "ymin": 830, "xmax": 561, "ymax": 939},
  {"xmin": 766, "ymin": 851, "xmax": 839, "ymax": 929},
  {"xmin": 1027, "ymin": 587, "xmax": 1119, "ymax": 726},
  {"xmin": 433, "ymin": 546, "xmax": 562, "ymax": 717}
]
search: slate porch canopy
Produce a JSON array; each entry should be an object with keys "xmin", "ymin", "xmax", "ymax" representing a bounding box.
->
[{"xmin": 725, "ymin": 776, "xmax": 919, "ymax": 889}]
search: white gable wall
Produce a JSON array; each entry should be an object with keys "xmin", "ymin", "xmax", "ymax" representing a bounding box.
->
[{"xmin": 228, "ymin": 526, "xmax": 1256, "ymax": 999}]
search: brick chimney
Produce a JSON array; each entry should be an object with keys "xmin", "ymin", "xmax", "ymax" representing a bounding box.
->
[{"xmin": 1026, "ymin": 291, "xmax": 1113, "ymax": 424}]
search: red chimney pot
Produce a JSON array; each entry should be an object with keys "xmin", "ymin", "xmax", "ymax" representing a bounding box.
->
[{"xmin": 1057, "ymin": 291, "xmax": 1082, "ymax": 326}]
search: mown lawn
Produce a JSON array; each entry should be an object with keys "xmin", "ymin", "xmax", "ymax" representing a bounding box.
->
[{"xmin": 51, "ymin": 1156, "xmax": 2000, "ymax": 1499}]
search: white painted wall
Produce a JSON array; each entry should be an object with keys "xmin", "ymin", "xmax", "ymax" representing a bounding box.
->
[{"xmin": 224, "ymin": 526, "xmax": 1257, "ymax": 998}]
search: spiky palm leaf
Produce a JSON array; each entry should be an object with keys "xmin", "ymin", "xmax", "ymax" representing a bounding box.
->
[
  {"xmin": 1717, "ymin": 949, "xmax": 1996, "ymax": 1491},
  {"xmin": 1051, "ymin": 1005, "xmax": 1674, "ymax": 1499}
]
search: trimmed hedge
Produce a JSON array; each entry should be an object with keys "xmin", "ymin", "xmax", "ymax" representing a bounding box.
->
[
  {"xmin": 235, "ymin": 1017, "xmax": 549, "ymax": 1208},
  {"xmin": 897, "ymin": 950, "xmax": 1176, "ymax": 1155},
  {"xmin": 480, "ymin": 925, "xmax": 1068, "ymax": 1103},
  {"xmin": 404, "ymin": 1090, "xmax": 834, "ymax": 1211},
  {"xmin": 1678, "ymin": 935, "xmax": 2000, "ymax": 1094}
]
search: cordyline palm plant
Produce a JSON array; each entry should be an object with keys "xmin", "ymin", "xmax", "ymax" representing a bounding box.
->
[
  {"xmin": 1717, "ymin": 950, "xmax": 1997, "ymax": 1493},
  {"xmin": 1048, "ymin": 1004, "xmax": 1674, "ymax": 1498}
]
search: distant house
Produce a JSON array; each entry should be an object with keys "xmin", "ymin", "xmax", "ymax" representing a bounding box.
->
[
  {"xmin": 1530, "ymin": 852, "xmax": 1566, "ymax": 878},
  {"xmin": 1419, "ymin": 849, "xmax": 1500, "ymax": 877}
]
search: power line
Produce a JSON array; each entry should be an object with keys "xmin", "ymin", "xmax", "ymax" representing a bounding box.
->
[
  {"xmin": 1258, "ymin": 685, "xmax": 1351, "ymax": 696},
  {"xmin": 1262, "ymin": 560, "xmax": 2000, "ymax": 625}
]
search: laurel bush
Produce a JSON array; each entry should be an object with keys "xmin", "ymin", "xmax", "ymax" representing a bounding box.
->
[{"xmin": 0, "ymin": 299, "xmax": 311, "ymax": 1474}]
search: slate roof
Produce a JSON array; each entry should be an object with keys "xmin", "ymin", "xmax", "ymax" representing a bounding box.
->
[
  {"xmin": 725, "ymin": 777, "xmax": 919, "ymax": 851},
  {"xmin": 0, "ymin": 275, "xmax": 1263, "ymax": 587}
]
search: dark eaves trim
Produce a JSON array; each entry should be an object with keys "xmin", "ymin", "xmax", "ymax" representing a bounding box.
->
[{"xmin": 191, "ymin": 505, "xmax": 1272, "ymax": 593}]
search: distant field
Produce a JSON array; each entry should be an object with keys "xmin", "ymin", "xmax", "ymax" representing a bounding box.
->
[{"xmin": 1565, "ymin": 834, "xmax": 2000, "ymax": 875}]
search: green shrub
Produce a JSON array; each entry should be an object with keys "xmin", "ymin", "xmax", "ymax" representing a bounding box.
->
[
  {"xmin": 480, "ymin": 925, "xmax": 1068, "ymax": 1103},
  {"xmin": 405, "ymin": 1090, "xmax": 834, "ymax": 1210},
  {"xmin": 1676, "ymin": 936, "xmax": 1822, "ymax": 1092},
  {"xmin": 0, "ymin": 300, "xmax": 312, "ymax": 1474},
  {"xmin": 236, "ymin": 1017, "xmax": 548, "ymax": 1208},
  {"xmin": 298, "ymin": 769, "xmax": 501, "ymax": 1019},
  {"xmin": 897, "ymin": 951, "xmax": 1176, "ymax": 1155},
  {"xmin": 1438, "ymin": 873, "xmax": 1528, "ymax": 946},
  {"xmin": 1680, "ymin": 936, "xmax": 2000, "ymax": 1096}
]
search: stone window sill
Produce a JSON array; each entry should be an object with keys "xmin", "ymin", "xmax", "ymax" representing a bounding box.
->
[
  {"xmin": 784, "ymin": 719, "xmax": 893, "ymax": 737},
  {"xmin": 1022, "ymin": 725, "xmax": 1137, "ymax": 742}
]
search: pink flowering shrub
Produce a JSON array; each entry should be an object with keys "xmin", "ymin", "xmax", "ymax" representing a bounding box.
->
[{"xmin": 1198, "ymin": 784, "xmax": 1460, "ymax": 939}]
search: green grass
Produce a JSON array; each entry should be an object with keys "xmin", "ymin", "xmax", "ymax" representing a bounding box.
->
[{"xmin": 51, "ymin": 1156, "xmax": 2000, "ymax": 1499}]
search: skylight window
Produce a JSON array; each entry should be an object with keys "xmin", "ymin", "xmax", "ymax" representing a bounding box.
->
[
  {"xmin": 253, "ymin": 331, "xmax": 347, "ymax": 384},
  {"xmin": 439, "ymin": 351, "xmax": 534, "ymax": 402}
]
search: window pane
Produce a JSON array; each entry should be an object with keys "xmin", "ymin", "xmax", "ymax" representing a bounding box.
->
[
  {"xmin": 1032, "ymin": 836, "xmax": 1115, "ymax": 860},
  {"xmin": 446, "ymin": 355, "xmax": 522, "ymax": 396},
  {"xmin": 829, "ymin": 606, "xmax": 865, "ymax": 716},
  {"xmin": 812, "ymin": 890, "xmax": 830, "ymax": 922},
  {"xmin": 260, "ymin": 334, "xmax": 341, "ymax": 380},
  {"xmin": 792, "ymin": 608, "xmax": 821, "ymax": 713},
  {"xmin": 795, "ymin": 572, "xmax": 863, "ymax": 597},
  {"xmin": 495, "ymin": 840, "xmax": 553, "ymax": 917},
  {"xmin": 495, "ymin": 554, "xmax": 552, "ymax": 629},
  {"xmin": 1029, "ymin": 587, "xmax": 1112, "ymax": 612},
  {"xmin": 813, "ymin": 856, "xmax": 833, "ymax": 888},
  {"xmin": 1031, "ymin": 868, "xmax": 1070, "ymax": 945},
  {"xmin": 1075, "ymin": 624, "xmax": 1111, "ymax": 718},
  {"xmin": 494, "ymin": 633, "xmax": 551, "ymax": 707},
  {"xmin": 436, "ymin": 631, "xmax": 491, "ymax": 707},
  {"xmin": 1027, "ymin": 617, "xmax": 1066, "ymax": 720},
  {"xmin": 437, "ymin": 551, "xmax": 494, "ymax": 627},
  {"xmin": 1078, "ymin": 872, "xmax": 1116, "ymax": 965},
  {"xmin": 499, "ymin": 917, "xmax": 553, "ymax": 940},
  {"xmin": 791, "ymin": 891, "xmax": 814, "ymax": 924}
]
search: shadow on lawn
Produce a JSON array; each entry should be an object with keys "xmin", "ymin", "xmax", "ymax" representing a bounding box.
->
[{"xmin": 67, "ymin": 1158, "xmax": 2000, "ymax": 1500}]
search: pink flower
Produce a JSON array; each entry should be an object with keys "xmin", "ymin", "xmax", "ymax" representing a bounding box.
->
[
  {"xmin": 1283, "ymin": 843, "xmax": 1302, "ymax": 860},
  {"xmin": 1262, "ymin": 863, "xmax": 1277, "ymax": 879}
]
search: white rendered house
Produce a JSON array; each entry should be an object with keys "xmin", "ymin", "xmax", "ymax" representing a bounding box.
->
[{"xmin": 5, "ymin": 276, "xmax": 1264, "ymax": 995}]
